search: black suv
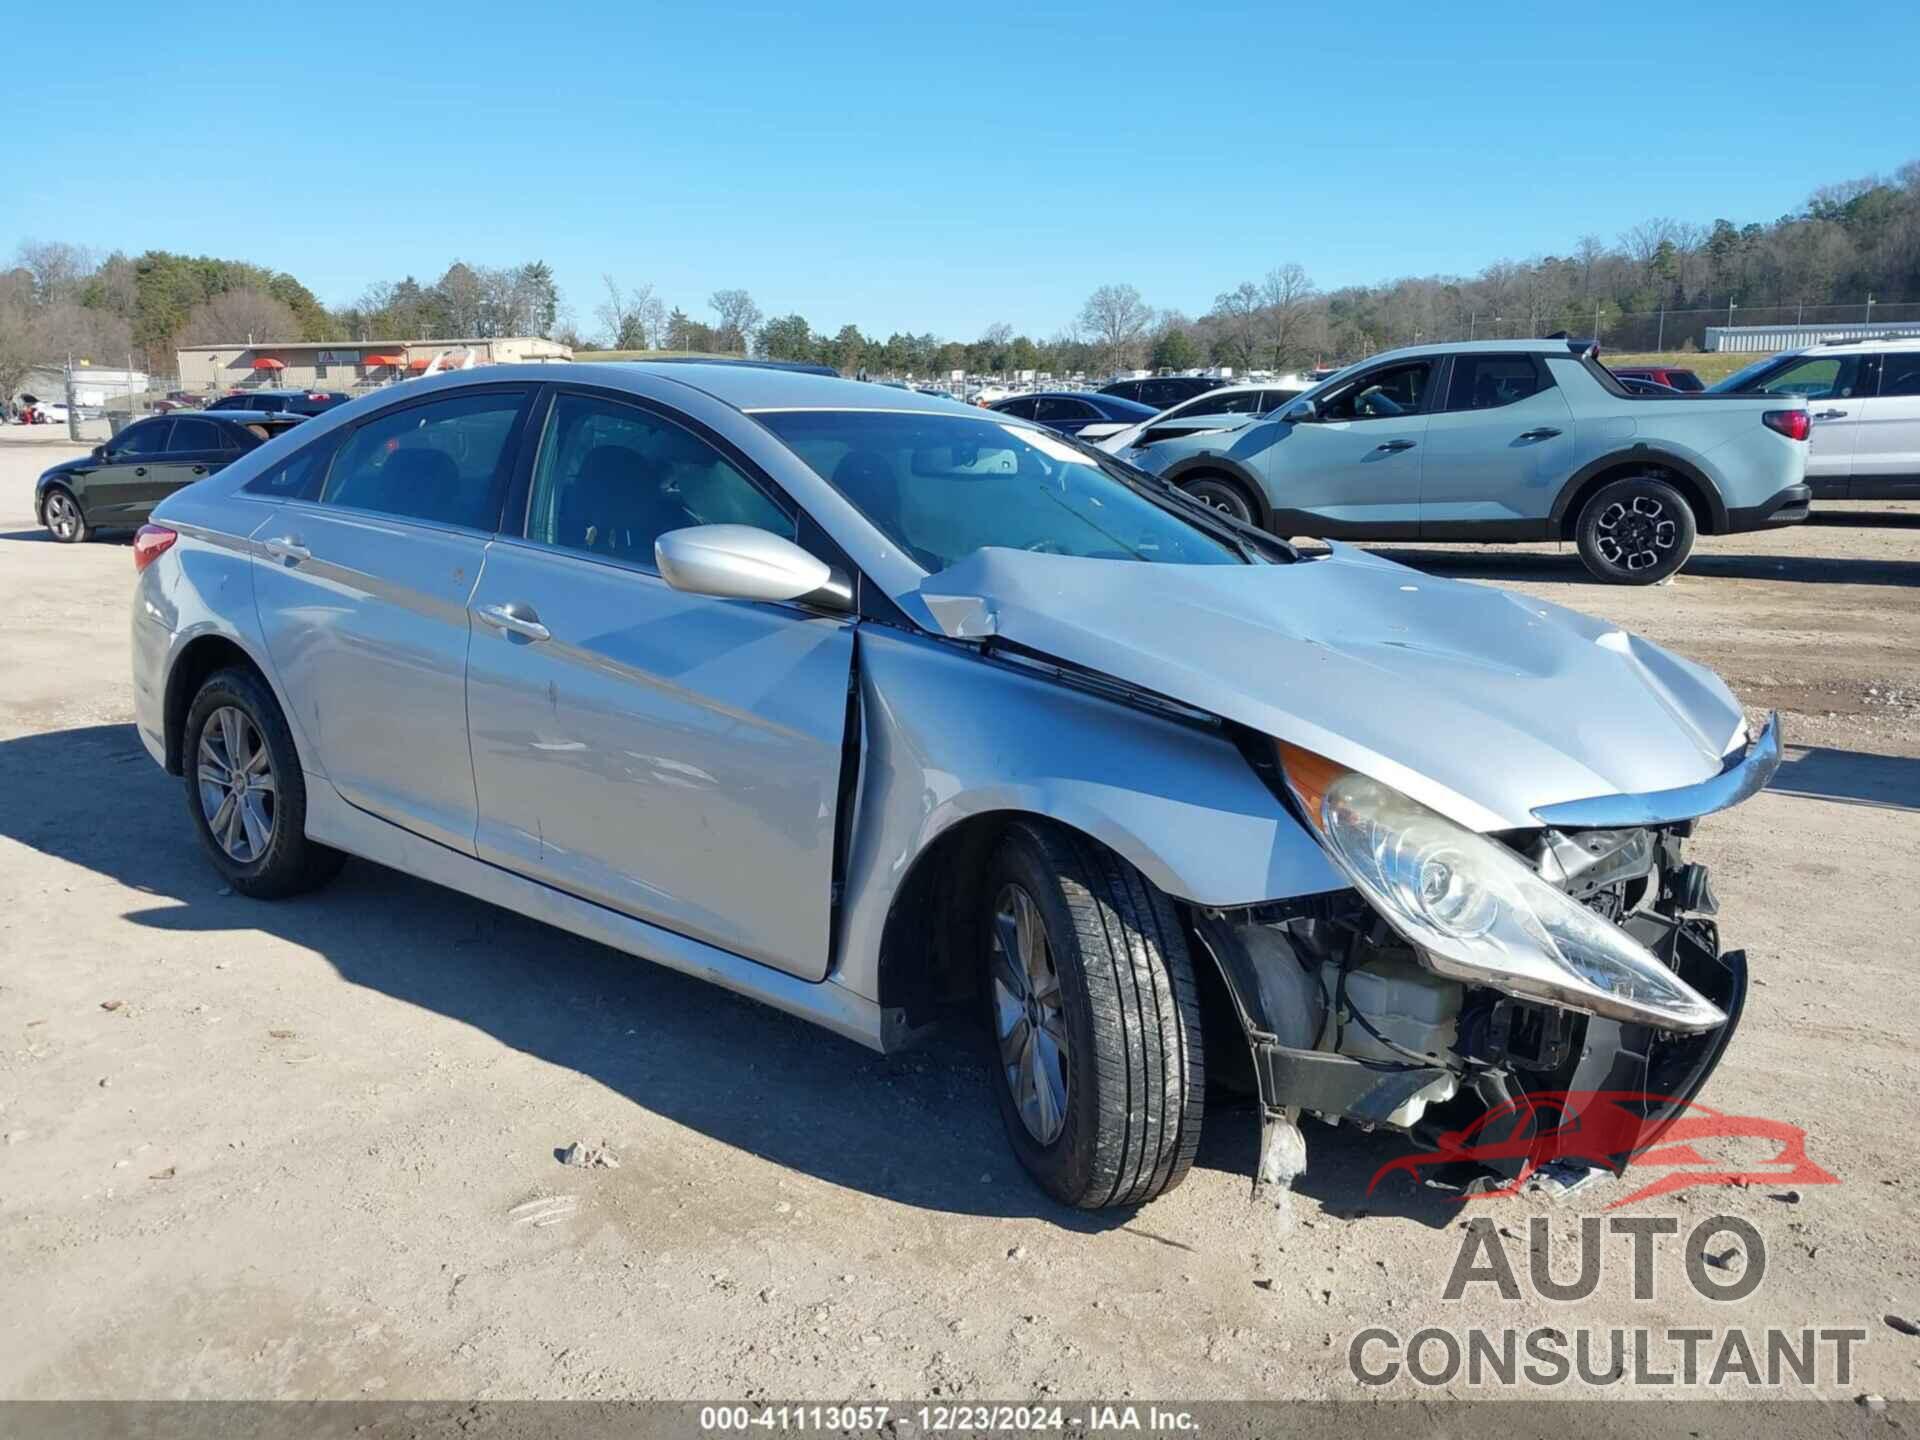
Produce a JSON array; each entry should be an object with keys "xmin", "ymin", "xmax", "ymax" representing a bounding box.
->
[
  {"xmin": 1098, "ymin": 375, "xmax": 1228, "ymax": 410},
  {"xmin": 35, "ymin": 412, "xmax": 306, "ymax": 542},
  {"xmin": 208, "ymin": 389, "xmax": 350, "ymax": 417}
]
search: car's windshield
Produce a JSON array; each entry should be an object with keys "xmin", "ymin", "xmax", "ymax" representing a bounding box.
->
[{"xmin": 756, "ymin": 410, "xmax": 1253, "ymax": 573}]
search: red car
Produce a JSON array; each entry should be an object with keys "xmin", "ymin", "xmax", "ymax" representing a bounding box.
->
[
  {"xmin": 1369, "ymin": 1089, "xmax": 1837, "ymax": 1208},
  {"xmin": 1612, "ymin": 365, "xmax": 1704, "ymax": 392}
]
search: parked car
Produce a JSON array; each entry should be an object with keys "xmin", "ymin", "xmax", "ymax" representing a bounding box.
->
[
  {"xmin": 1123, "ymin": 339, "xmax": 1811, "ymax": 584},
  {"xmin": 1099, "ymin": 375, "xmax": 1229, "ymax": 410},
  {"xmin": 17, "ymin": 400, "xmax": 69, "ymax": 425},
  {"xmin": 1096, "ymin": 382, "xmax": 1308, "ymax": 455},
  {"xmin": 988, "ymin": 390, "xmax": 1156, "ymax": 438},
  {"xmin": 209, "ymin": 389, "xmax": 350, "ymax": 417},
  {"xmin": 34, "ymin": 411, "xmax": 306, "ymax": 542},
  {"xmin": 1708, "ymin": 337, "xmax": 1920, "ymax": 500},
  {"xmin": 1612, "ymin": 365, "xmax": 1704, "ymax": 392},
  {"xmin": 132, "ymin": 363, "xmax": 1766, "ymax": 1208},
  {"xmin": 1614, "ymin": 375, "xmax": 1682, "ymax": 395}
]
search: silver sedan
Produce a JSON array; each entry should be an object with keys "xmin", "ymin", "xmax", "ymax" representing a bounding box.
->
[{"xmin": 130, "ymin": 363, "xmax": 1775, "ymax": 1209}]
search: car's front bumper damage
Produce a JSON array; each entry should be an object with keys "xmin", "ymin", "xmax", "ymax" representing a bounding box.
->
[{"xmin": 1198, "ymin": 817, "xmax": 1753, "ymax": 1199}]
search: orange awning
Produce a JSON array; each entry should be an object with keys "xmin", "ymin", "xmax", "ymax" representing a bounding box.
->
[
  {"xmin": 250, "ymin": 357, "xmax": 285, "ymax": 371},
  {"xmin": 408, "ymin": 357, "xmax": 434, "ymax": 370},
  {"xmin": 363, "ymin": 354, "xmax": 403, "ymax": 366}
]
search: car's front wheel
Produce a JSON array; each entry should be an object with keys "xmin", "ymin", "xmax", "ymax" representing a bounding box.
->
[
  {"xmin": 1178, "ymin": 473, "xmax": 1257, "ymax": 525},
  {"xmin": 983, "ymin": 821, "xmax": 1205, "ymax": 1209},
  {"xmin": 42, "ymin": 487, "xmax": 87, "ymax": 543},
  {"xmin": 1575, "ymin": 475, "xmax": 1696, "ymax": 585},
  {"xmin": 183, "ymin": 667, "xmax": 345, "ymax": 898}
]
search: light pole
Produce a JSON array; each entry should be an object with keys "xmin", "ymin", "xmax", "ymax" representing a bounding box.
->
[{"xmin": 1468, "ymin": 311, "xmax": 1477, "ymax": 341}]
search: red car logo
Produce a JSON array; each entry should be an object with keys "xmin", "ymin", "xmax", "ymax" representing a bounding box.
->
[{"xmin": 1368, "ymin": 1089, "xmax": 1837, "ymax": 1208}]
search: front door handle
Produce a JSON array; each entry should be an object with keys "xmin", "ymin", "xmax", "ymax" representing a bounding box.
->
[
  {"xmin": 1518, "ymin": 427, "xmax": 1563, "ymax": 440},
  {"xmin": 261, "ymin": 535, "xmax": 310, "ymax": 564},
  {"xmin": 1374, "ymin": 439, "xmax": 1417, "ymax": 452},
  {"xmin": 1812, "ymin": 409, "xmax": 1848, "ymax": 420},
  {"xmin": 133, "ymin": 466, "xmax": 147, "ymax": 476},
  {"xmin": 475, "ymin": 602, "xmax": 551, "ymax": 643},
  {"xmin": 191, "ymin": 464, "xmax": 208, "ymax": 475}
]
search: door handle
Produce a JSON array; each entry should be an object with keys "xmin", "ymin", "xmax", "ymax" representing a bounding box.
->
[
  {"xmin": 133, "ymin": 466, "xmax": 147, "ymax": 476},
  {"xmin": 475, "ymin": 602, "xmax": 551, "ymax": 643},
  {"xmin": 261, "ymin": 535, "xmax": 310, "ymax": 564},
  {"xmin": 191, "ymin": 464, "xmax": 208, "ymax": 475},
  {"xmin": 1374, "ymin": 439, "xmax": 1417, "ymax": 452},
  {"xmin": 1518, "ymin": 427, "xmax": 1563, "ymax": 440},
  {"xmin": 1812, "ymin": 409, "xmax": 1848, "ymax": 420}
]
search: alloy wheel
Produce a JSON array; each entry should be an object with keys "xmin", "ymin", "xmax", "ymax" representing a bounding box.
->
[
  {"xmin": 196, "ymin": 706, "xmax": 277, "ymax": 863},
  {"xmin": 1594, "ymin": 495, "xmax": 1678, "ymax": 573},
  {"xmin": 990, "ymin": 883, "xmax": 1071, "ymax": 1146},
  {"xmin": 45, "ymin": 492, "xmax": 80, "ymax": 540}
]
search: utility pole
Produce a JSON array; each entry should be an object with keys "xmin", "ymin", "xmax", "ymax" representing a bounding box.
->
[
  {"xmin": 1866, "ymin": 293, "xmax": 1875, "ymax": 324},
  {"xmin": 1468, "ymin": 311, "xmax": 1476, "ymax": 341},
  {"xmin": 1657, "ymin": 306, "xmax": 1665, "ymax": 351}
]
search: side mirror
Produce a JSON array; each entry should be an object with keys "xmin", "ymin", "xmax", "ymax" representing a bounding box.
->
[
  {"xmin": 91, "ymin": 445, "xmax": 107, "ymax": 461},
  {"xmin": 1279, "ymin": 399, "xmax": 1319, "ymax": 424},
  {"xmin": 655, "ymin": 525, "xmax": 851, "ymax": 610}
]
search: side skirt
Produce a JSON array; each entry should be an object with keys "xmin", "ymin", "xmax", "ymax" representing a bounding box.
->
[{"xmin": 303, "ymin": 778, "xmax": 889, "ymax": 1052}]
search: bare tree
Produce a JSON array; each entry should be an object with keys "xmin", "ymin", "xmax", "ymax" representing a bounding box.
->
[
  {"xmin": 14, "ymin": 240, "xmax": 95, "ymax": 305},
  {"xmin": 1259, "ymin": 263, "xmax": 1317, "ymax": 370},
  {"xmin": 597, "ymin": 276, "xmax": 666, "ymax": 350},
  {"xmin": 1078, "ymin": 283, "xmax": 1152, "ymax": 373},
  {"xmin": 1619, "ymin": 218, "xmax": 1679, "ymax": 279},
  {"xmin": 708, "ymin": 289, "xmax": 763, "ymax": 354},
  {"xmin": 179, "ymin": 289, "xmax": 301, "ymax": 345}
]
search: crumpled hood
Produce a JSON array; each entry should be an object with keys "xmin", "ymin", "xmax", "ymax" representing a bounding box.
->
[{"xmin": 918, "ymin": 544, "xmax": 1746, "ymax": 832}]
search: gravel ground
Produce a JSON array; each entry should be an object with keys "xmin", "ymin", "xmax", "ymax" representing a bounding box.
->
[{"xmin": 1, "ymin": 430, "xmax": 1916, "ymax": 1405}]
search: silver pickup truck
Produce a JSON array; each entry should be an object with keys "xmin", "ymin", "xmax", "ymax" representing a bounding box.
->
[{"xmin": 1114, "ymin": 339, "xmax": 1812, "ymax": 584}]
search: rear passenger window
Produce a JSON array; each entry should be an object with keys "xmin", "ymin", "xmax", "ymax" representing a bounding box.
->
[
  {"xmin": 169, "ymin": 418, "xmax": 223, "ymax": 452},
  {"xmin": 244, "ymin": 431, "xmax": 341, "ymax": 500},
  {"xmin": 1880, "ymin": 355, "xmax": 1920, "ymax": 398},
  {"xmin": 321, "ymin": 390, "xmax": 528, "ymax": 530},
  {"xmin": 524, "ymin": 393, "xmax": 792, "ymax": 566},
  {"xmin": 1448, "ymin": 355, "xmax": 1549, "ymax": 410}
]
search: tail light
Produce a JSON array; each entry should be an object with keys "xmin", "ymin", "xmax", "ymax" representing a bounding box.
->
[
  {"xmin": 1763, "ymin": 409, "xmax": 1810, "ymax": 441},
  {"xmin": 133, "ymin": 524, "xmax": 178, "ymax": 572}
]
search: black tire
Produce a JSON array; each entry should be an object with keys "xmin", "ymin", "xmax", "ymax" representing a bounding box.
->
[
  {"xmin": 1178, "ymin": 473, "xmax": 1257, "ymax": 525},
  {"xmin": 183, "ymin": 666, "xmax": 345, "ymax": 898},
  {"xmin": 1575, "ymin": 475, "xmax": 1697, "ymax": 585},
  {"xmin": 42, "ymin": 486, "xmax": 88, "ymax": 543},
  {"xmin": 982, "ymin": 821, "xmax": 1205, "ymax": 1209}
]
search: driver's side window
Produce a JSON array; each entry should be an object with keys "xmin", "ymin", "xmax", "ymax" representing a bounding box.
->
[{"xmin": 1318, "ymin": 361, "xmax": 1433, "ymax": 421}]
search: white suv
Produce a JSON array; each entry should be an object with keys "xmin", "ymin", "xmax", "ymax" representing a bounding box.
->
[{"xmin": 1710, "ymin": 337, "xmax": 1920, "ymax": 500}]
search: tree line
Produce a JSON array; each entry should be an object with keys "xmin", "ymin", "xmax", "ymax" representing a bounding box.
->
[{"xmin": 5, "ymin": 156, "xmax": 1918, "ymax": 402}]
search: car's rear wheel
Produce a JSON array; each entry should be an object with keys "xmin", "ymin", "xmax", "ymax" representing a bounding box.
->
[
  {"xmin": 43, "ymin": 487, "xmax": 87, "ymax": 543},
  {"xmin": 184, "ymin": 667, "xmax": 345, "ymax": 898},
  {"xmin": 1178, "ymin": 473, "xmax": 1257, "ymax": 525},
  {"xmin": 983, "ymin": 821, "xmax": 1205, "ymax": 1209},
  {"xmin": 1576, "ymin": 475, "xmax": 1696, "ymax": 585}
]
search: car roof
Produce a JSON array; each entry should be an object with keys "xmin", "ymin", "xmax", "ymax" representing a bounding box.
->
[
  {"xmin": 557, "ymin": 361, "xmax": 974, "ymax": 413},
  {"xmin": 1803, "ymin": 335, "xmax": 1920, "ymax": 353},
  {"xmin": 179, "ymin": 408, "xmax": 305, "ymax": 423}
]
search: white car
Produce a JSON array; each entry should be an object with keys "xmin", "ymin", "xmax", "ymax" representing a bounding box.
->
[
  {"xmin": 1709, "ymin": 336, "xmax": 1920, "ymax": 500},
  {"xmin": 1095, "ymin": 381, "xmax": 1306, "ymax": 457},
  {"xmin": 18, "ymin": 401, "xmax": 70, "ymax": 425}
]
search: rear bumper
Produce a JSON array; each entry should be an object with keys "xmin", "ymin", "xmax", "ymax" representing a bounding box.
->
[{"xmin": 1726, "ymin": 484, "xmax": 1811, "ymax": 530}]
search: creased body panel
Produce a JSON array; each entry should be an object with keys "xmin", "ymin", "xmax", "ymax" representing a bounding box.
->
[
  {"xmin": 832, "ymin": 626, "xmax": 1344, "ymax": 1004},
  {"xmin": 918, "ymin": 545, "xmax": 1746, "ymax": 833}
]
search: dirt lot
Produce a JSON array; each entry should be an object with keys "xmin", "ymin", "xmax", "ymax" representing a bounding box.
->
[{"xmin": 2, "ymin": 429, "xmax": 1917, "ymax": 1406}]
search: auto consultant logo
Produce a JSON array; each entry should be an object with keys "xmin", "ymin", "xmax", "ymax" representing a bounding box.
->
[
  {"xmin": 1350, "ymin": 1213, "xmax": 1869, "ymax": 1391},
  {"xmin": 1367, "ymin": 1088, "xmax": 1839, "ymax": 1209}
]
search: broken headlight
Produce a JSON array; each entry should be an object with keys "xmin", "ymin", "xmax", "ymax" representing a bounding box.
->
[{"xmin": 1276, "ymin": 741, "xmax": 1725, "ymax": 1033}]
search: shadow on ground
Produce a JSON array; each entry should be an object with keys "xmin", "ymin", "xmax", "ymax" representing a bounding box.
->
[
  {"xmin": 1770, "ymin": 744, "xmax": 1920, "ymax": 813},
  {"xmin": 0, "ymin": 722, "xmax": 1458, "ymax": 1229}
]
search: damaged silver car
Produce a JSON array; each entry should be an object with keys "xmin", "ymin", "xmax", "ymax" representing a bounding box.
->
[{"xmin": 130, "ymin": 364, "xmax": 1774, "ymax": 1209}]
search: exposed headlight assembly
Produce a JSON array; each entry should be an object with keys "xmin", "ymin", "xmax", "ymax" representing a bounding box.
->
[{"xmin": 1276, "ymin": 742, "xmax": 1726, "ymax": 1033}]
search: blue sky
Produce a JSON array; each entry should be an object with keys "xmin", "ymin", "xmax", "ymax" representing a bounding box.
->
[{"xmin": 7, "ymin": 2, "xmax": 1917, "ymax": 339}]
